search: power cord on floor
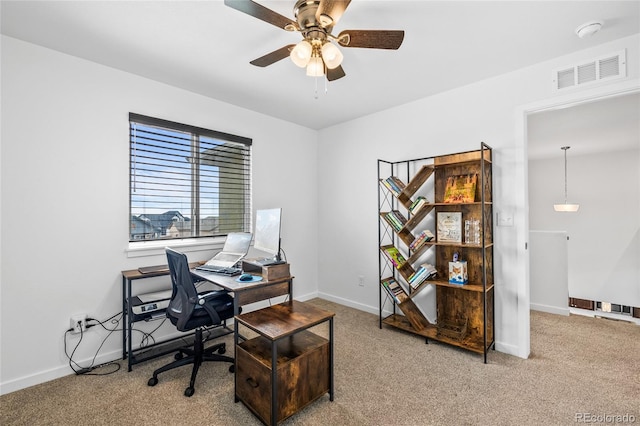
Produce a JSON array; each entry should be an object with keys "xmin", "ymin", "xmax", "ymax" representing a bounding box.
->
[{"xmin": 63, "ymin": 309, "xmax": 177, "ymax": 375}]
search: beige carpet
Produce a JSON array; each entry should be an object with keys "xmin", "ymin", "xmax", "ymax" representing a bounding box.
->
[{"xmin": 2, "ymin": 298, "xmax": 639, "ymax": 425}]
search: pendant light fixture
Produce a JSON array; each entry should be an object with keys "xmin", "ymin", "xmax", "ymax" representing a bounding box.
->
[{"xmin": 554, "ymin": 146, "xmax": 580, "ymax": 212}]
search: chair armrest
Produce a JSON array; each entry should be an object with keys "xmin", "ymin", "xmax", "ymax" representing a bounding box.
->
[
  {"xmin": 197, "ymin": 290, "xmax": 228, "ymax": 302},
  {"xmin": 196, "ymin": 291, "xmax": 229, "ymax": 324}
]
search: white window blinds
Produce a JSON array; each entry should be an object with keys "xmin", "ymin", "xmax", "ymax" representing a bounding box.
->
[{"xmin": 129, "ymin": 113, "xmax": 251, "ymax": 242}]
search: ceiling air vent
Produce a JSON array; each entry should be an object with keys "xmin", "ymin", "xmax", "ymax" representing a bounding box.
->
[{"xmin": 552, "ymin": 49, "xmax": 626, "ymax": 91}]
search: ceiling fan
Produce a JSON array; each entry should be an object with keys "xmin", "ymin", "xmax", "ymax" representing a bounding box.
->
[{"xmin": 224, "ymin": 0, "xmax": 405, "ymax": 81}]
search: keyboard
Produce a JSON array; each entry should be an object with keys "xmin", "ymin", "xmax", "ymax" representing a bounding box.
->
[{"xmin": 195, "ymin": 265, "xmax": 242, "ymax": 276}]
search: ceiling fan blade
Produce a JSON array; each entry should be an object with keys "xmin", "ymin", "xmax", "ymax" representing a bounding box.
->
[
  {"xmin": 326, "ymin": 65, "xmax": 346, "ymax": 81},
  {"xmin": 316, "ymin": 0, "xmax": 351, "ymax": 27},
  {"xmin": 337, "ymin": 30, "xmax": 405, "ymax": 49},
  {"xmin": 250, "ymin": 45, "xmax": 295, "ymax": 67},
  {"xmin": 224, "ymin": 0, "xmax": 295, "ymax": 30}
]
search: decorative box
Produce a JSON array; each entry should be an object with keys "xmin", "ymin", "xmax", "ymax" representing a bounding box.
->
[{"xmin": 449, "ymin": 261, "xmax": 468, "ymax": 284}]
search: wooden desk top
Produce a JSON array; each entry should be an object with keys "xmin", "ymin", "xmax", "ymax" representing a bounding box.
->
[
  {"xmin": 122, "ymin": 261, "xmax": 204, "ymax": 280},
  {"xmin": 235, "ymin": 300, "xmax": 334, "ymax": 341}
]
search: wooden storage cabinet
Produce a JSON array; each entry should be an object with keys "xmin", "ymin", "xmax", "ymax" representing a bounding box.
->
[
  {"xmin": 234, "ymin": 300, "xmax": 335, "ymax": 425},
  {"xmin": 236, "ymin": 331, "xmax": 330, "ymax": 425},
  {"xmin": 377, "ymin": 144, "xmax": 495, "ymax": 362}
]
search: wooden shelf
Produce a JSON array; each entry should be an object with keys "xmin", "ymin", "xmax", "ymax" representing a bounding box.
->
[
  {"xmin": 382, "ymin": 314, "xmax": 492, "ymax": 354},
  {"xmin": 377, "ymin": 144, "xmax": 495, "ymax": 363},
  {"xmin": 409, "ymin": 279, "xmax": 494, "ymax": 295}
]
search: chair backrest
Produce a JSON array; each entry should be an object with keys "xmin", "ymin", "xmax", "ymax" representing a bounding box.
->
[{"xmin": 165, "ymin": 247, "xmax": 200, "ymax": 331}]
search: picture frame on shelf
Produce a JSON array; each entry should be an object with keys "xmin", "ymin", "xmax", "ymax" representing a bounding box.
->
[
  {"xmin": 437, "ymin": 212, "xmax": 462, "ymax": 243},
  {"xmin": 443, "ymin": 174, "xmax": 477, "ymax": 203}
]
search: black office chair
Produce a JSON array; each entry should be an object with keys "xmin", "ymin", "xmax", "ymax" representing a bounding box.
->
[{"xmin": 147, "ymin": 247, "xmax": 235, "ymax": 397}]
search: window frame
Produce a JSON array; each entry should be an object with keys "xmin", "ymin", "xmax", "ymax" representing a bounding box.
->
[{"xmin": 128, "ymin": 113, "xmax": 252, "ymax": 249}]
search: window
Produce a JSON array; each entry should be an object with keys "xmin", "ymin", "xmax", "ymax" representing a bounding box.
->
[{"xmin": 129, "ymin": 113, "xmax": 251, "ymax": 242}]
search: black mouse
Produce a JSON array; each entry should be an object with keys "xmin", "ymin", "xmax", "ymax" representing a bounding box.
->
[{"xmin": 239, "ymin": 273, "xmax": 253, "ymax": 281}]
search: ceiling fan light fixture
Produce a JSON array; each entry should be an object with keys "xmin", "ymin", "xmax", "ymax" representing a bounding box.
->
[
  {"xmin": 290, "ymin": 40, "xmax": 312, "ymax": 67},
  {"xmin": 321, "ymin": 42, "xmax": 343, "ymax": 69},
  {"xmin": 306, "ymin": 56, "xmax": 324, "ymax": 76}
]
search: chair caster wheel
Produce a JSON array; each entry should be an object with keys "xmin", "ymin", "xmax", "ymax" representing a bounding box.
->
[
  {"xmin": 218, "ymin": 346, "xmax": 226, "ymax": 354},
  {"xmin": 148, "ymin": 377, "xmax": 158, "ymax": 387},
  {"xmin": 184, "ymin": 387, "xmax": 195, "ymax": 397},
  {"xmin": 174, "ymin": 352, "xmax": 184, "ymax": 360},
  {"xmin": 229, "ymin": 364, "xmax": 235, "ymax": 373}
]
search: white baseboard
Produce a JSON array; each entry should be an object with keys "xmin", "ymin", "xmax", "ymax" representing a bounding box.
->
[
  {"xmin": 530, "ymin": 303, "xmax": 570, "ymax": 316},
  {"xmin": 0, "ymin": 326, "xmax": 225, "ymax": 396},
  {"xmin": 316, "ymin": 292, "xmax": 379, "ymax": 316},
  {"xmin": 1, "ymin": 348, "xmax": 123, "ymax": 395}
]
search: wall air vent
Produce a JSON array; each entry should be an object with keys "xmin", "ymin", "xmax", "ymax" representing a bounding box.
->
[
  {"xmin": 552, "ymin": 49, "xmax": 626, "ymax": 91},
  {"xmin": 596, "ymin": 301, "xmax": 632, "ymax": 316}
]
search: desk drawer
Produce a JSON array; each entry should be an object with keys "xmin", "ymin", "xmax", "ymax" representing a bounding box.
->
[{"xmin": 236, "ymin": 330, "xmax": 329, "ymax": 425}]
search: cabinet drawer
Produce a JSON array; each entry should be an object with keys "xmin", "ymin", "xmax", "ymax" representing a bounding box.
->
[{"xmin": 236, "ymin": 330, "xmax": 330, "ymax": 425}]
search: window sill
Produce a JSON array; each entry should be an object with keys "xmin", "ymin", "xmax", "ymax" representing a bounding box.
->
[{"xmin": 126, "ymin": 237, "xmax": 226, "ymax": 258}]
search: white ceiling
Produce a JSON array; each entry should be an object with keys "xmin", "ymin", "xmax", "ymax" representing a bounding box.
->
[
  {"xmin": 528, "ymin": 92, "xmax": 640, "ymax": 160},
  {"xmin": 2, "ymin": 1, "xmax": 639, "ymax": 131}
]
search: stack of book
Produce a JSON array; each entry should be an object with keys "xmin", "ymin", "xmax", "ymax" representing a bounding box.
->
[
  {"xmin": 409, "ymin": 229, "xmax": 435, "ymax": 251},
  {"xmin": 381, "ymin": 277, "xmax": 408, "ymax": 305},
  {"xmin": 384, "ymin": 210, "xmax": 407, "ymax": 231},
  {"xmin": 409, "ymin": 196, "xmax": 428, "ymax": 215},
  {"xmin": 382, "ymin": 246, "xmax": 406, "ymax": 269},
  {"xmin": 381, "ymin": 176, "xmax": 406, "ymax": 196},
  {"xmin": 408, "ymin": 263, "xmax": 437, "ymax": 289}
]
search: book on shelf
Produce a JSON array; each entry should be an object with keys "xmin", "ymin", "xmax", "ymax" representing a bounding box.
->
[
  {"xmin": 381, "ymin": 277, "xmax": 408, "ymax": 304},
  {"xmin": 437, "ymin": 212, "xmax": 462, "ymax": 243},
  {"xmin": 382, "ymin": 246, "xmax": 407, "ymax": 269},
  {"xmin": 381, "ymin": 176, "xmax": 406, "ymax": 196},
  {"xmin": 409, "ymin": 229, "xmax": 435, "ymax": 251},
  {"xmin": 384, "ymin": 210, "xmax": 407, "ymax": 231},
  {"xmin": 409, "ymin": 196, "xmax": 428, "ymax": 214},
  {"xmin": 443, "ymin": 174, "xmax": 477, "ymax": 203},
  {"xmin": 407, "ymin": 263, "xmax": 437, "ymax": 289}
]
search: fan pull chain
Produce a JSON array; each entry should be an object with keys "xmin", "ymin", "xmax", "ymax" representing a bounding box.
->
[{"xmin": 314, "ymin": 76, "xmax": 319, "ymax": 99}]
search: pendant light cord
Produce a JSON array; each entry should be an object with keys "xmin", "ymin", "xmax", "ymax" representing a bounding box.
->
[{"xmin": 562, "ymin": 146, "xmax": 569, "ymax": 203}]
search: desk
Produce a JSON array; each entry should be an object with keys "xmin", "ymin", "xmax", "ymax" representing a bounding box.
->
[
  {"xmin": 234, "ymin": 300, "xmax": 335, "ymax": 425},
  {"xmin": 122, "ymin": 262, "xmax": 209, "ymax": 371},
  {"xmin": 122, "ymin": 263, "xmax": 293, "ymax": 371}
]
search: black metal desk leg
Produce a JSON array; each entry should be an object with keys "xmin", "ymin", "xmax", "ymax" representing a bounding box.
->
[
  {"xmin": 329, "ymin": 317, "xmax": 334, "ymax": 401},
  {"xmin": 126, "ymin": 278, "xmax": 134, "ymax": 372},
  {"xmin": 234, "ymin": 320, "xmax": 239, "ymax": 403},
  {"xmin": 122, "ymin": 276, "xmax": 127, "ymax": 361},
  {"xmin": 271, "ymin": 341, "xmax": 278, "ymax": 426}
]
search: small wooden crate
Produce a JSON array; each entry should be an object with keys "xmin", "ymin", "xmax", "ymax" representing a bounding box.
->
[
  {"xmin": 242, "ymin": 260, "xmax": 290, "ymax": 281},
  {"xmin": 437, "ymin": 317, "xmax": 468, "ymax": 341}
]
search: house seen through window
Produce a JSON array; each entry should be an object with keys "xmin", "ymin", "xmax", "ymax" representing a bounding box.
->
[{"xmin": 129, "ymin": 113, "xmax": 252, "ymax": 242}]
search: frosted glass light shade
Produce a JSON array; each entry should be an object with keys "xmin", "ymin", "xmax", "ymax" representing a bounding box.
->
[
  {"xmin": 321, "ymin": 42, "xmax": 343, "ymax": 69},
  {"xmin": 554, "ymin": 203, "xmax": 580, "ymax": 212},
  {"xmin": 306, "ymin": 56, "xmax": 324, "ymax": 76},
  {"xmin": 290, "ymin": 41, "xmax": 312, "ymax": 67}
]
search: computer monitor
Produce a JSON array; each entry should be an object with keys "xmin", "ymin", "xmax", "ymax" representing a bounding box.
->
[{"xmin": 253, "ymin": 208, "xmax": 283, "ymax": 265}]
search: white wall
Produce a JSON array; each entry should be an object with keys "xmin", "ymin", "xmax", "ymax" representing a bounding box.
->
[
  {"xmin": 529, "ymin": 231, "xmax": 569, "ymax": 315},
  {"xmin": 0, "ymin": 36, "xmax": 319, "ymax": 393},
  {"xmin": 529, "ymin": 149, "xmax": 640, "ymax": 307},
  {"xmin": 316, "ymin": 34, "xmax": 640, "ymax": 359}
]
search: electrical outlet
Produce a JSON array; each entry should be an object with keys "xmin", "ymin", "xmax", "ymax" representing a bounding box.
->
[
  {"xmin": 358, "ymin": 275, "xmax": 365, "ymax": 287},
  {"xmin": 70, "ymin": 314, "xmax": 88, "ymax": 334}
]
